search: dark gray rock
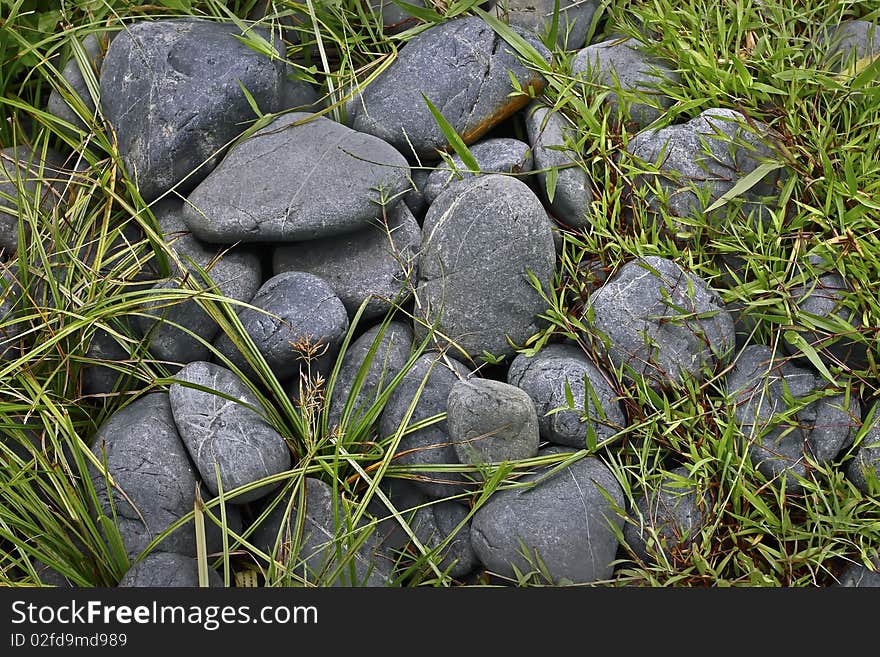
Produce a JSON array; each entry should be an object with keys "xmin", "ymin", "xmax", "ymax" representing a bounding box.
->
[
  {"xmin": 623, "ymin": 466, "xmax": 710, "ymax": 564},
  {"xmin": 252, "ymin": 477, "xmax": 393, "ymax": 586},
  {"xmin": 785, "ymin": 255, "xmax": 868, "ymax": 369},
  {"xmin": 525, "ymin": 103, "xmax": 592, "ymax": 228},
  {"xmin": 404, "ymin": 168, "xmax": 432, "ymax": 220},
  {"xmin": 89, "ymin": 393, "xmax": 202, "ymax": 559},
  {"xmin": 81, "ymin": 324, "xmax": 139, "ymax": 396},
  {"xmin": 379, "ymin": 353, "xmax": 473, "ymax": 500},
  {"xmin": 99, "ymin": 18, "xmax": 285, "ymax": 201},
  {"xmin": 369, "ymin": 0, "xmax": 427, "ymax": 34},
  {"xmin": 500, "ymin": 0, "xmax": 599, "ymax": 50},
  {"xmin": 118, "ymin": 552, "xmax": 223, "ymax": 587},
  {"xmin": 586, "ymin": 256, "xmax": 735, "ymax": 388},
  {"xmin": 213, "ymin": 271, "xmax": 349, "ymax": 383},
  {"xmin": 370, "ymin": 478, "xmax": 477, "ymax": 579},
  {"xmin": 182, "ymin": 111, "xmax": 409, "ymax": 243},
  {"xmin": 272, "ymin": 202, "xmax": 420, "ymax": 320},
  {"xmin": 169, "ymin": 361, "xmax": 290, "ymax": 503},
  {"xmin": 416, "ymin": 175, "xmax": 556, "ymax": 361},
  {"xmin": 820, "ymin": 20, "xmax": 879, "ymax": 71},
  {"xmin": 1, "ymin": 145, "xmax": 69, "ymax": 255},
  {"xmin": 350, "ymin": 16, "xmax": 550, "ymax": 160},
  {"xmin": 625, "ymin": 108, "xmax": 786, "ymax": 234},
  {"xmin": 279, "ymin": 74, "xmax": 321, "ymax": 111},
  {"xmin": 471, "ymin": 449, "xmax": 624, "ymax": 583},
  {"xmin": 571, "ymin": 37, "xmax": 679, "ymax": 128},
  {"xmin": 328, "ymin": 321, "xmax": 414, "ymax": 430},
  {"xmin": 837, "ymin": 556, "xmax": 880, "ymax": 587},
  {"xmin": 47, "ymin": 32, "xmax": 111, "ymax": 130},
  {"xmin": 423, "ymin": 137, "xmax": 533, "ymax": 205},
  {"xmin": 447, "ymin": 379, "xmax": 539, "ymax": 470},
  {"xmin": 247, "ymin": 0, "xmax": 307, "ymax": 46},
  {"xmin": 507, "ymin": 343, "xmax": 626, "ymax": 447},
  {"xmin": 846, "ymin": 402, "xmax": 880, "ymax": 493},
  {"xmin": 726, "ymin": 345, "xmax": 860, "ymax": 491},
  {"xmin": 134, "ymin": 201, "xmax": 262, "ymax": 365}
]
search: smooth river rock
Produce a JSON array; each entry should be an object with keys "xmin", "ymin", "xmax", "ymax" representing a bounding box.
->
[
  {"xmin": 182, "ymin": 112, "xmax": 410, "ymax": 243},
  {"xmin": 118, "ymin": 552, "xmax": 223, "ymax": 587},
  {"xmin": 416, "ymin": 175, "xmax": 556, "ymax": 361},
  {"xmin": 169, "ymin": 361, "xmax": 291, "ymax": 503},
  {"xmin": 585, "ymin": 256, "xmax": 735, "ymax": 388},
  {"xmin": 99, "ymin": 18, "xmax": 285, "ymax": 201},
  {"xmin": 501, "ymin": 0, "xmax": 599, "ymax": 50},
  {"xmin": 846, "ymin": 402, "xmax": 880, "ymax": 493}
]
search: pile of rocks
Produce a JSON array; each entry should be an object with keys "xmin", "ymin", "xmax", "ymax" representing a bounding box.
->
[{"xmin": 3, "ymin": 11, "xmax": 878, "ymax": 587}]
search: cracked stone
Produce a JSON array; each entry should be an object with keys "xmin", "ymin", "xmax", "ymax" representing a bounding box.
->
[
  {"xmin": 169, "ymin": 361, "xmax": 291, "ymax": 503},
  {"xmin": 349, "ymin": 16, "xmax": 550, "ymax": 160},
  {"xmin": 725, "ymin": 345, "xmax": 860, "ymax": 492},
  {"xmin": 585, "ymin": 256, "xmax": 735, "ymax": 389},
  {"xmin": 471, "ymin": 446, "xmax": 624, "ymax": 584},
  {"xmin": 507, "ymin": 343, "xmax": 626, "ymax": 447},
  {"xmin": 415, "ymin": 174, "xmax": 556, "ymax": 361},
  {"xmin": 99, "ymin": 18, "xmax": 286, "ymax": 201},
  {"xmin": 272, "ymin": 201, "xmax": 420, "ymax": 321},
  {"xmin": 213, "ymin": 271, "xmax": 349, "ymax": 383},
  {"xmin": 182, "ymin": 112, "xmax": 410, "ymax": 243}
]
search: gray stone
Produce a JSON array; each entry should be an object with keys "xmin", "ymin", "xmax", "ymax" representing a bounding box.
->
[
  {"xmin": 507, "ymin": 343, "xmax": 626, "ymax": 447},
  {"xmin": 134, "ymin": 201, "xmax": 262, "ymax": 365},
  {"xmin": 118, "ymin": 552, "xmax": 223, "ymax": 587},
  {"xmin": 1, "ymin": 145, "xmax": 69, "ymax": 255},
  {"xmin": 499, "ymin": 0, "xmax": 599, "ymax": 50},
  {"xmin": 423, "ymin": 137, "xmax": 533, "ymax": 205},
  {"xmin": 272, "ymin": 202, "xmax": 420, "ymax": 320},
  {"xmin": 99, "ymin": 18, "xmax": 286, "ymax": 201},
  {"xmin": 623, "ymin": 466, "xmax": 710, "ymax": 564},
  {"xmin": 726, "ymin": 345, "xmax": 860, "ymax": 491},
  {"xmin": 571, "ymin": 37, "xmax": 679, "ymax": 128},
  {"xmin": 525, "ymin": 103, "xmax": 592, "ymax": 228},
  {"xmin": 279, "ymin": 74, "xmax": 321, "ymax": 111},
  {"xmin": 404, "ymin": 167, "xmax": 432, "ymax": 220},
  {"xmin": 625, "ymin": 108, "xmax": 786, "ymax": 234},
  {"xmin": 247, "ymin": 0, "xmax": 307, "ymax": 46},
  {"xmin": 252, "ymin": 477, "xmax": 393, "ymax": 586},
  {"xmin": 350, "ymin": 16, "xmax": 550, "ymax": 160},
  {"xmin": 47, "ymin": 32, "xmax": 110, "ymax": 130},
  {"xmin": 213, "ymin": 271, "xmax": 349, "ymax": 383},
  {"xmin": 821, "ymin": 20, "xmax": 879, "ymax": 72},
  {"xmin": 370, "ymin": 478, "xmax": 477, "ymax": 579},
  {"xmin": 846, "ymin": 402, "xmax": 880, "ymax": 493},
  {"xmin": 369, "ymin": 0, "xmax": 428, "ymax": 34},
  {"xmin": 837, "ymin": 556, "xmax": 880, "ymax": 587},
  {"xmin": 328, "ymin": 321, "xmax": 414, "ymax": 430},
  {"xmin": 81, "ymin": 324, "xmax": 139, "ymax": 396},
  {"xmin": 416, "ymin": 175, "xmax": 556, "ymax": 361},
  {"xmin": 379, "ymin": 353, "xmax": 473, "ymax": 500},
  {"xmin": 182, "ymin": 111, "xmax": 410, "ymax": 243},
  {"xmin": 585, "ymin": 256, "xmax": 735, "ymax": 388},
  {"xmin": 169, "ymin": 361, "xmax": 291, "ymax": 503},
  {"xmin": 785, "ymin": 255, "xmax": 868, "ymax": 369},
  {"xmin": 88, "ymin": 393, "xmax": 202, "ymax": 559},
  {"xmin": 471, "ymin": 449, "xmax": 624, "ymax": 583},
  {"xmin": 447, "ymin": 379, "xmax": 539, "ymax": 470}
]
